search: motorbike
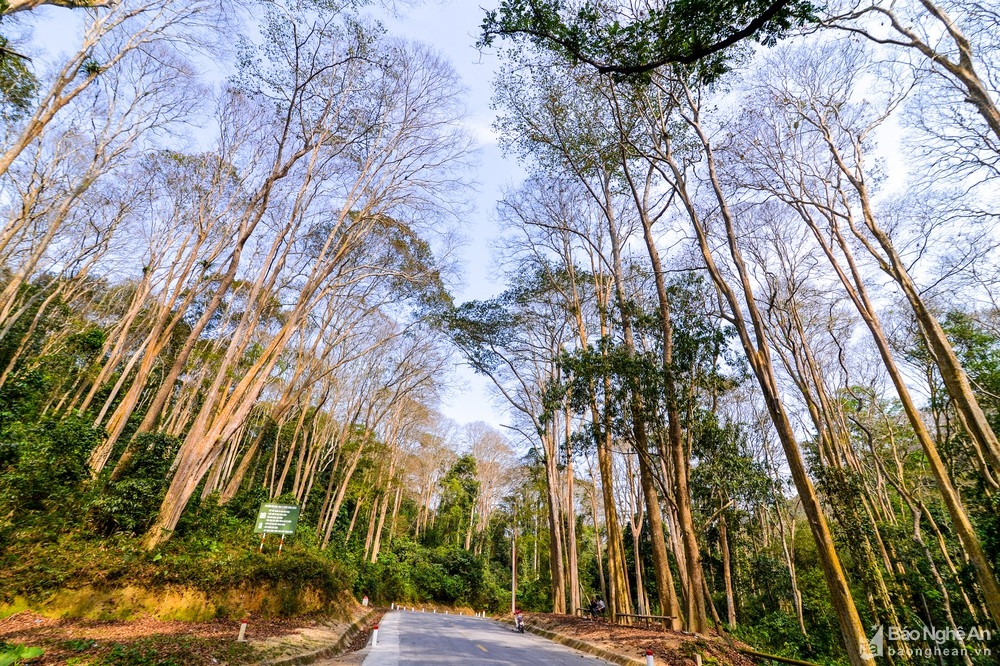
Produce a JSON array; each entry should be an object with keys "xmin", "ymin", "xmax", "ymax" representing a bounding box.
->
[{"xmin": 514, "ymin": 611, "xmax": 525, "ymax": 633}]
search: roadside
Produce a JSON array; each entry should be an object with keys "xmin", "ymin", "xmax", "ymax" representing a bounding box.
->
[
  {"xmin": 514, "ymin": 613, "xmax": 759, "ymax": 666},
  {"xmin": 0, "ymin": 608, "xmax": 378, "ymax": 665}
]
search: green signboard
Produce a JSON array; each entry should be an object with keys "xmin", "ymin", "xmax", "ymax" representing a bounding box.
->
[{"xmin": 254, "ymin": 503, "xmax": 300, "ymax": 535}]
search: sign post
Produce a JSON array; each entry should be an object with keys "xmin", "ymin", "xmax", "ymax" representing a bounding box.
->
[{"xmin": 253, "ymin": 503, "xmax": 300, "ymax": 553}]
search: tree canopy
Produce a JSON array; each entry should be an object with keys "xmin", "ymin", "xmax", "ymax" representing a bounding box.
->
[{"xmin": 480, "ymin": 0, "xmax": 818, "ymax": 79}]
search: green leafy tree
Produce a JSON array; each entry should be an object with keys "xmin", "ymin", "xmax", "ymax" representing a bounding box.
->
[
  {"xmin": 480, "ymin": 0, "xmax": 817, "ymax": 80},
  {"xmin": 433, "ymin": 454, "xmax": 480, "ymax": 548}
]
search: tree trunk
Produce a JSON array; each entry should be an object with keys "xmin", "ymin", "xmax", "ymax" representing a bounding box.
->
[
  {"xmin": 618, "ymin": 155, "xmax": 708, "ymax": 632},
  {"xmin": 565, "ymin": 410, "xmax": 581, "ymax": 615},
  {"xmin": 720, "ymin": 512, "xmax": 736, "ymax": 627},
  {"xmin": 654, "ymin": 83, "xmax": 872, "ymax": 664},
  {"xmin": 588, "ymin": 476, "xmax": 608, "ymax": 604},
  {"xmin": 597, "ymin": 426, "xmax": 630, "ymax": 621},
  {"xmin": 543, "ymin": 435, "xmax": 567, "ymax": 613}
]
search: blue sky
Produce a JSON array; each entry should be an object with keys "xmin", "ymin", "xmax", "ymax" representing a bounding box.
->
[{"xmin": 381, "ymin": 2, "xmax": 520, "ymax": 430}]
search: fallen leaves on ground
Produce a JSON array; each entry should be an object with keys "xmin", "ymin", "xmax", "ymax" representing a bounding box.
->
[
  {"xmin": 0, "ymin": 610, "xmax": 322, "ymax": 664},
  {"xmin": 524, "ymin": 612, "xmax": 759, "ymax": 666}
]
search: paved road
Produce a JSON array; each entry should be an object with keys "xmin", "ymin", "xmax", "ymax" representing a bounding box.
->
[{"xmin": 360, "ymin": 610, "xmax": 616, "ymax": 665}]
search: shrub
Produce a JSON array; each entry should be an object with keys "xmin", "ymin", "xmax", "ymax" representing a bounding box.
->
[
  {"xmin": 89, "ymin": 433, "xmax": 181, "ymax": 536},
  {"xmin": 0, "ymin": 416, "xmax": 102, "ymax": 514}
]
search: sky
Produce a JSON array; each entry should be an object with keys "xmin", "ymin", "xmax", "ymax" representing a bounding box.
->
[
  {"xmin": 379, "ymin": 1, "xmax": 521, "ymax": 431},
  {"xmin": 28, "ymin": 0, "xmax": 519, "ymax": 432}
]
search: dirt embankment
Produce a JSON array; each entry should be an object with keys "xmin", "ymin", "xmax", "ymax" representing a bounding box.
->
[
  {"xmin": 0, "ymin": 597, "xmax": 368, "ymax": 664},
  {"xmin": 524, "ymin": 613, "xmax": 760, "ymax": 666}
]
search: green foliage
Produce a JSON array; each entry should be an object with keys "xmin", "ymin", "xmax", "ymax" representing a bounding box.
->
[
  {"xmin": 431, "ymin": 455, "xmax": 479, "ymax": 547},
  {"xmin": 0, "ymin": 416, "xmax": 103, "ymax": 512},
  {"xmin": 89, "ymin": 434, "xmax": 182, "ymax": 536},
  {"xmin": 226, "ymin": 485, "xmax": 271, "ymax": 524},
  {"xmin": 0, "ymin": 38, "xmax": 37, "ymax": 123},
  {"xmin": 480, "ymin": 0, "xmax": 818, "ymax": 82},
  {"xmin": 81, "ymin": 58, "xmax": 103, "ymax": 76},
  {"xmin": 0, "ymin": 643, "xmax": 44, "ymax": 666},
  {"xmin": 99, "ymin": 642, "xmax": 179, "ymax": 666},
  {"xmin": 732, "ymin": 611, "xmax": 819, "ymax": 662},
  {"xmin": 373, "ymin": 215, "xmax": 454, "ymax": 316},
  {"xmin": 0, "ymin": 370, "xmax": 47, "ymax": 424},
  {"xmin": 355, "ymin": 539, "xmax": 504, "ymax": 609},
  {"xmin": 440, "ymin": 298, "xmax": 520, "ymax": 373},
  {"xmin": 87, "ymin": 634, "xmax": 255, "ymax": 666}
]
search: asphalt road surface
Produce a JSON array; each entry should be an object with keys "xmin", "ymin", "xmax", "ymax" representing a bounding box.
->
[{"xmin": 359, "ymin": 610, "xmax": 616, "ymax": 665}]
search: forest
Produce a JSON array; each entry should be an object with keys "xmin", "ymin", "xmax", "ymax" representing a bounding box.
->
[{"xmin": 0, "ymin": 1, "xmax": 999, "ymax": 665}]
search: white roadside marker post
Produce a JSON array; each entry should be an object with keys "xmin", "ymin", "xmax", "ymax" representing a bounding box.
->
[
  {"xmin": 372, "ymin": 625, "xmax": 379, "ymax": 647},
  {"xmin": 237, "ymin": 617, "xmax": 249, "ymax": 642},
  {"xmin": 646, "ymin": 649, "xmax": 654, "ymax": 666},
  {"xmin": 391, "ymin": 602, "xmax": 395, "ymax": 610}
]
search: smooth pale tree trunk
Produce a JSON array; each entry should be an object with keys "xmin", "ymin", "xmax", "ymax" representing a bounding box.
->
[
  {"xmin": 701, "ymin": 573, "xmax": 723, "ymax": 629},
  {"xmin": 93, "ymin": 191, "xmax": 233, "ymax": 469},
  {"xmin": 0, "ymin": 7, "xmax": 130, "ymax": 182},
  {"xmin": 543, "ymin": 428, "xmax": 568, "ymax": 613},
  {"xmin": 75, "ymin": 270, "xmax": 155, "ymax": 414},
  {"xmin": 639, "ymin": 450, "xmax": 681, "ymax": 626},
  {"xmin": 387, "ymin": 486, "xmax": 402, "ymax": 549},
  {"xmin": 659, "ymin": 467, "xmax": 690, "ymax": 613},
  {"xmin": 625, "ymin": 462, "xmax": 647, "ymax": 616},
  {"xmin": 587, "ymin": 475, "xmax": 608, "ymax": 604},
  {"xmin": 0, "ymin": 283, "xmax": 69, "ymax": 392},
  {"xmin": 765, "ymin": 443, "xmax": 808, "ymax": 637},
  {"xmin": 564, "ymin": 409, "xmax": 581, "ymax": 615},
  {"xmin": 533, "ymin": 508, "xmax": 539, "ymax": 577},
  {"xmin": 757, "ymin": 248, "xmax": 906, "ymax": 632},
  {"xmin": 345, "ymin": 490, "xmax": 367, "ymax": 544},
  {"xmin": 511, "ymin": 526, "xmax": 518, "ymax": 614},
  {"xmin": 596, "ymin": 425, "xmax": 630, "ymax": 621},
  {"xmin": 111, "ymin": 119, "xmax": 321, "ymax": 480},
  {"xmin": 792, "ymin": 90, "xmax": 1000, "ymax": 486},
  {"xmin": 322, "ymin": 442, "xmax": 368, "ymax": 548},
  {"xmin": 719, "ymin": 512, "xmax": 736, "ymax": 627},
  {"xmin": 860, "ymin": 191, "xmax": 1000, "ymax": 486},
  {"xmin": 363, "ymin": 501, "xmax": 378, "ymax": 561},
  {"xmin": 632, "ymin": 527, "xmax": 646, "ymax": 615},
  {"xmin": 833, "ymin": 1, "xmax": 1000, "ymax": 151},
  {"xmin": 273, "ymin": 409, "xmax": 308, "ymax": 497},
  {"xmin": 876, "ymin": 438, "xmax": 978, "ymax": 662},
  {"xmin": 464, "ymin": 501, "xmax": 475, "ymax": 551},
  {"xmin": 776, "ymin": 147, "xmax": 1000, "ymax": 628}
]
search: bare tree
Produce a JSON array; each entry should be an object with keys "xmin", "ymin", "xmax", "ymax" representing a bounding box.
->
[{"xmin": 724, "ymin": 41, "xmax": 1000, "ymax": 626}]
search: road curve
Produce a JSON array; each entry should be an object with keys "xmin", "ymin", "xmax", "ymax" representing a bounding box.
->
[{"xmin": 362, "ymin": 610, "xmax": 616, "ymax": 665}]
